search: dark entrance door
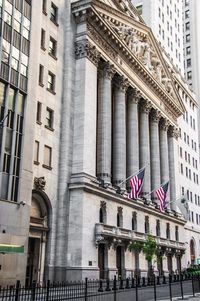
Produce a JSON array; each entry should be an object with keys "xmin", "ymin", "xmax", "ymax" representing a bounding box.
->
[
  {"xmin": 157, "ymin": 255, "xmax": 163, "ymax": 276},
  {"xmin": 167, "ymin": 255, "xmax": 173, "ymax": 274},
  {"xmin": 26, "ymin": 238, "xmax": 40, "ymax": 286},
  {"xmin": 98, "ymin": 244, "xmax": 105, "ymax": 279},
  {"xmin": 116, "ymin": 246, "xmax": 122, "ymax": 278}
]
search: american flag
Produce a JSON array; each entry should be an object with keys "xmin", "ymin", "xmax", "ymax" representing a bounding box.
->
[
  {"xmin": 128, "ymin": 168, "xmax": 145, "ymax": 199},
  {"xmin": 155, "ymin": 182, "xmax": 169, "ymax": 212}
]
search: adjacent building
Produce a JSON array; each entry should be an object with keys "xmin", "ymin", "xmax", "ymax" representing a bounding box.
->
[{"xmin": 0, "ymin": 0, "xmax": 199, "ymax": 286}]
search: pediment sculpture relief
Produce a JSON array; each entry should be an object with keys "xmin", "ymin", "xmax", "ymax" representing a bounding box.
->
[{"xmin": 110, "ymin": 23, "xmax": 175, "ymax": 97}]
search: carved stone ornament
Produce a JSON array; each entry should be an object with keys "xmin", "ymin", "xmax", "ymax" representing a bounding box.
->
[
  {"xmin": 160, "ymin": 118, "xmax": 171, "ymax": 131},
  {"xmin": 100, "ymin": 200, "xmax": 106, "ymax": 210},
  {"xmin": 168, "ymin": 126, "xmax": 180, "ymax": 140},
  {"xmin": 98, "ymin": 61, "xmax": 116, "ymax": 80},
  {"xmin": 114, "ymin": 75, "xmax": 129, "ymax": 92},
  {"xmin": 127, "ymin": 88, "xmax": 141, "ymax": 104},
  {"xmin": 140, "ymin": 99, "xmax": 152, "ymax": 114},
  {"xmin": 118, "ymin": 206, "xmax": 123, "ymax": 214},
  {"xmin": 150, "ymin": 109, "xmax": 162, "ymax": 123},
  {"xmin": 34, "ymin": 177, "xmax": 46, "ymax": 191},
  {"xmin": 75, "ymin": 39, "xmax": 100, "ymax": 66}
]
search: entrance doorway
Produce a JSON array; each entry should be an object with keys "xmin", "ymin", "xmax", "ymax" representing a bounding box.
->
[
  {"xmin": 190, "ymin": 239, "xmax": 195, "ymax": 265},
  {"xmin": 167, "ymin": 255, "xmax": 173, "ymax": 274},
  {"xmin": 26, "ymin": 193, "xmax": 49, "ymax": 286},
  {"xmin": 98, "ymin": 244, "xmax": 105, "ymax": 279},
  {"xmin": 116, "ymin": 246, "xmax": 123, "ymax": 278}
]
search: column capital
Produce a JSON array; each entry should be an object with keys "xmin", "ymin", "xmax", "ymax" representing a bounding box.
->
[
  {"xmin": 160, "ymin": 118, "xmax": 171, "ymax": 131},
  {"xmin": 114, "ymin": 75, "xmax": 129, "ymax": 92},
  {"xmin": 127, "ymin": 88, "xmax": 141, "ymax": 104},
  {"xmin": 140, "ymin": 99, "xmax": 152, "ymax": 114},
  {"xmin": 98, "ymin": 61, "xmax": 116, "ymax": 79},
  {"xmin": 168, "ymin": 125, "xmax": 180, "ymax": 140},
  {"xmin": 75, "ymin": 39, "xmax": 100, "ymax": 66},
  {"xmin": 150, "ymin": 109, "xmax": 162, "ymax": 123}
]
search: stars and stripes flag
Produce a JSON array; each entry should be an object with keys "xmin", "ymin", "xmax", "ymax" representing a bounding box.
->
[
  {"xmin": 128, "ymin": 168, "xmax": 145, "ymax": 199},
  {"xmin": 155, "ymin": 182, "xmax": 169, "ymax": 213}
]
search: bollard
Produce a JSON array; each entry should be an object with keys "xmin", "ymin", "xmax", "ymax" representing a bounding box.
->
[
  {"xmin": 31, "ymin": 281, "xmax": 36, "ymax": 301},
  {"xmin": 153, "ymin": 275, "xmax": 157, "ymax": 301},
  {"xmin": 147, "ymin": 277, "xmax": 151, "ymax": 286},
  {"xmin": 142, "ymin": 277, "xmax": 146, "ymax": 287},
  {"xmin": 180, "ymin": 273, "xmax": 184, "ymax": 300},
  {"xmin": 84, "ymin": 278, "xmax": 88, "ymax": 301},
  {"xmin": 192, "ymin": 275, "xmax": 195, "ymax": 297},
  {"xmin": 119, "ymin": 278, "xmax": 124, "ymax": 290},
  {"xmin": 138, "ymin": 276, "xmax": 141, "ymax": 287},
  {"xmin": 126, "ymin": 278, "xmax": 130, "ymax": 289},
  {"xmin": 169, "ymin": 275, "xmax": 172, "ymax": 301},
  {"xmin": 131, "ymin": 277, "xmax": 135, "ymax": 288},
  {"xmin": 135, "ymin": 276, "xmax": 138, "ymax": 301},
  {"xmin": 163, "ymin": 275, "xmax": 166, "ymax": 284},
  {"xmin": 105, "ymin": 279, "xmax": 111, "ymax": 291},
  {"xmin": 15, "ymin": 280, "xmax": 20, "ymax": 301},
  {"xmin": 113, "ymin": 276, "xmax": 117, "ymax": 301},
  {"xmin": 157, "ymin": 276, "xmax": 160, "ymax": 285},
  {"xmin": 98, "ymin": 279, "xmax": 103, "ymax": 292}
]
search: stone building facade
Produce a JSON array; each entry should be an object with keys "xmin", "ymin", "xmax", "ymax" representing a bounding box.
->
[{"xmin": 0, "ymin": 0, "xmax": 194, "ymax": 285}]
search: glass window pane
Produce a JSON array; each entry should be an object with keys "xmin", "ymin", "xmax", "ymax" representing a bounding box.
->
[
  {"xmin": 0, "ymin": 82, "xmax": 6, "ymax": 107},
  {"xmin": 14, "ymin": 19, "xmax": 20, "ymax": 32},
  {"xmin": 17, "ymin": 93, "xmax": 24, "ymax": 115},
  {"xmin": 8, "ymin": 88, "xmax": 15, "ymax": 110},
  {"xmin": 4, "ymin": 11, "xmax": 12, "ymax": 25}
]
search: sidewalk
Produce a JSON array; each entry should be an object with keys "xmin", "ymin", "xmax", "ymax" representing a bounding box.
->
[{"xmin": 161, "ymin": 293, "xmax": 200, "ymax": 300}]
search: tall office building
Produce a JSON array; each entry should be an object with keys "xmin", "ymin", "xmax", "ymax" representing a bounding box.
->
[
  {"xmin": 182, "ymin": 0, "xmax": 200, "ymax": 152},
  {"xmin": 0, "ymin": 0, "xmax": 199, "ymax": 286},
  {"xmin": 132, "ymin": 0, "xmax": 184, "ymax": 75},
  {"xmin": 132, "ymin": 0, "xmax": 200, "ymax": 266}
]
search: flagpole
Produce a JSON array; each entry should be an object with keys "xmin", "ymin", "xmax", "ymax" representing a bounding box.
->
[
  {"xmin": 117, "ymin": 164, "xmax": 148, "ymax": 187},
  {"xmin": 167, "ymin": 194, "xmax": 187, "ymax": 205},
  {"xmin": 144, "ymin": 180, "xmax": 169, "ymax": 198}
]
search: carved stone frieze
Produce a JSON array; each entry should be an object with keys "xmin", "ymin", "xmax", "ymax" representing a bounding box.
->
[
  {"xmin": 75, "ymin": 39, "xmax": 100, "ymax": 66},
  {"xmin": 87, "ymin": 23, "xmax": 118, "ymax": 61},
  {"xmin": 127, "ymin": 88, "xmax": 142, "ymax": 104},
  {"xmin": 100, "ymin": 200, "xmax": 106, "ymax": 210}
]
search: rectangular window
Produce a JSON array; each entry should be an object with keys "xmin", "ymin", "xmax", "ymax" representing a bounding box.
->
[
  {"xmin": 186, "ymin": 46, "xmax": 191, "ymax": 55},
  {"xmin": 50, "ymin": 2, "xmax": 58, "ymax": 23},
  {"xmin": 187, "ymin": 71, "xmax": 192, "ymax": 80},
  {"xmin": 186, "ymin": 34, "xmax": 190, "ymax": 43},
  {"xmin": 185, "ymin": 10, "xmax": 189, "ymax": 18},
  {"xmin": 34, "ymin": 140, "xmax": 39, "ymax": 163},
  {"xmin": 15, "ymin": 0, "xmax": 22, "ymax": 12},
  {"xmin": 36, "ymin": 101, "xmax": 42, "ymax": 123},
  {"xmin": 42, "ymin": 0, "xmax": 47, "ymax": 13},
  {"xmin": 41, "ymin": 28, "xmax": 46, "ymax": 50},
  {"xmin": 187, "ymin": 58, "xmax": 191, "ymax": 67},
  {"xmin": 185, "ymin": 22, "xmax": 190, "ymax": 30},
  {"xmin": 24, "ymin": 0, "xmax": 31, "ymax": 20},
  {"xmin": 39, "ymin": 64, "xmax": 44, "ymax": 86},
  {"xmin": 47, "ymin": 71, "xmax": 55, "ymax": 93},
  {"xmin": 49, "ymin": 36, "xmax": 57, "ymax": 57},
  {"xmin": 45, "ymin": 107, "xmax": 54, "ymax": 129},
  {"xmin": 43, "ymin": 145, "xmax": 52, "ymax": 168}
]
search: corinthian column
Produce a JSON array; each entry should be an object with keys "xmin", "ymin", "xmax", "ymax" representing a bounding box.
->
[
  {"xmin": 97, "ymin": 61, "xmax": 116, "ymax": 184},
  {"xmin": 150, "ymin": 109, "xmax": 161, "ymax": 202},
  {"xmin": 168, "ymin": 126, "xmax": 179, "ymax": 211},
  {"xmin": 127, "ymin": 89, "xmax": 140, "ymax": 184},
  {"xmin": 113, "ymin": 76, "xmax": 129, "ymax": 189},
  {"xmin": 159, "ymin": 118, "xmax": 170, "ymax": 204},
  {"xmin": 139, "ymin": 100, "xmax": 152, "ymax": 196}
]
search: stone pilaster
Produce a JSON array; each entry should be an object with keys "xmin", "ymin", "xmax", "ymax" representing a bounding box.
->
[
  {"xmin": 159, "ymin": 118, "xmax": 170, "ymax": 205},
  {"xmin": 97, "ymin": 61, "xmax": 116, "ymax": 184},
  {"xmin": 139, "ymin": 99, "xmax": 152, "ymax": 196},
  {"xmin": 168, "ymin": 126, "xmax": 179, "ymax": 211},
  {"xmin": 112, "ymin": 76, "xmax": 129, "ymax": 189},
  {"xmin": 127, "ymin": 89, "xmax": 140, "ymax": 187},
  {"xmin": 150, "ymin": 109, "xmax": 161, "ymax": 203}
]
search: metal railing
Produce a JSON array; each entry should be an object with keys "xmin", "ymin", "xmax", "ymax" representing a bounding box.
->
[{"xmin": 0, "ymin": 274, "xmax": 200, "ymax": 301}]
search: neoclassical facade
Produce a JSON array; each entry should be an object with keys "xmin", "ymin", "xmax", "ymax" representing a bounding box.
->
[{"xmin": 63, "ymin": 0, "xmax": 187, "ymax": 281}]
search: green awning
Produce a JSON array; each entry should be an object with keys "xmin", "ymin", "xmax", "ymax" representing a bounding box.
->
[{"xmin": 0, "ymin": 244, "xmax": 24, "ymax": 254}]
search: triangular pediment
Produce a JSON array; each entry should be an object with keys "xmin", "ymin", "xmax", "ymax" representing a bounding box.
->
[{"xmin": 92, "ymin": 0, "xmax": 185, "ymax": 114}]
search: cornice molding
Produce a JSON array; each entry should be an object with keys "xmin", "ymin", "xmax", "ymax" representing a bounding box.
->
[{"xmin": 75, "ymin": 39, "xmax": 100, "ymax": 66}]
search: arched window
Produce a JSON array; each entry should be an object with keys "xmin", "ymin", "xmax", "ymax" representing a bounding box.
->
[
  {"xmin": 132, "ymin": 212, "xmax": 137, "ymax": 231},
  {"xmin": 145, "ymin": 216, "xmax": 149, "ymax": 234},
  {"xmin": 156, "ymin": 220, "xmax": 160, "ymax": 237},
  {"xmin": 117, "ymin": 207, "xmax": 123, "ymax": 228}
]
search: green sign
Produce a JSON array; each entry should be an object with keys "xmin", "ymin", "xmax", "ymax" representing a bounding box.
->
[{"xmin": 0, "ymin": 244, "xmax": 24, "ymax": 254}]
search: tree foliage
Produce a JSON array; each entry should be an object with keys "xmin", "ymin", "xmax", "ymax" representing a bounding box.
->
[{"xmin": 129, "ymin": 234, "xmax": 157, "ymax": 263}]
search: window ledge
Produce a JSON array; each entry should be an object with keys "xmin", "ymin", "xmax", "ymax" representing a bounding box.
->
[
  {"xmin": 46, "ymin": 88, "xmax": 56, "ymax": 95},
  {"xmin": 39, "ymin": 83, "xmax": 44, "ymax": 88},
  {"xmin": 41, "ymin": 46, "xmax": 46, "ymax": 51},
  {"xmin": 36, "ymin": 121, "xmax": 42, "ymax": 125},
  {"xmin": 48, "ymin": 52, "xmax": 57, "ymax": 60},
  {"xmin": 34, "ymin": 161, "xmax": 40, "ymax": 165},
  {"xmin": 42, "ymin": 164, "xmax": 52, "ymax": 170},
  {"xmin": 43, "ymin": 11, "xmax": 47, "ymax": 16},
  {"xmin": 45, "ymin": 125, "xmax": 54, "ymax": 132},
  {"xmin": 50, "ymin": 18, "xmax": 59, "ymax": 27}
]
